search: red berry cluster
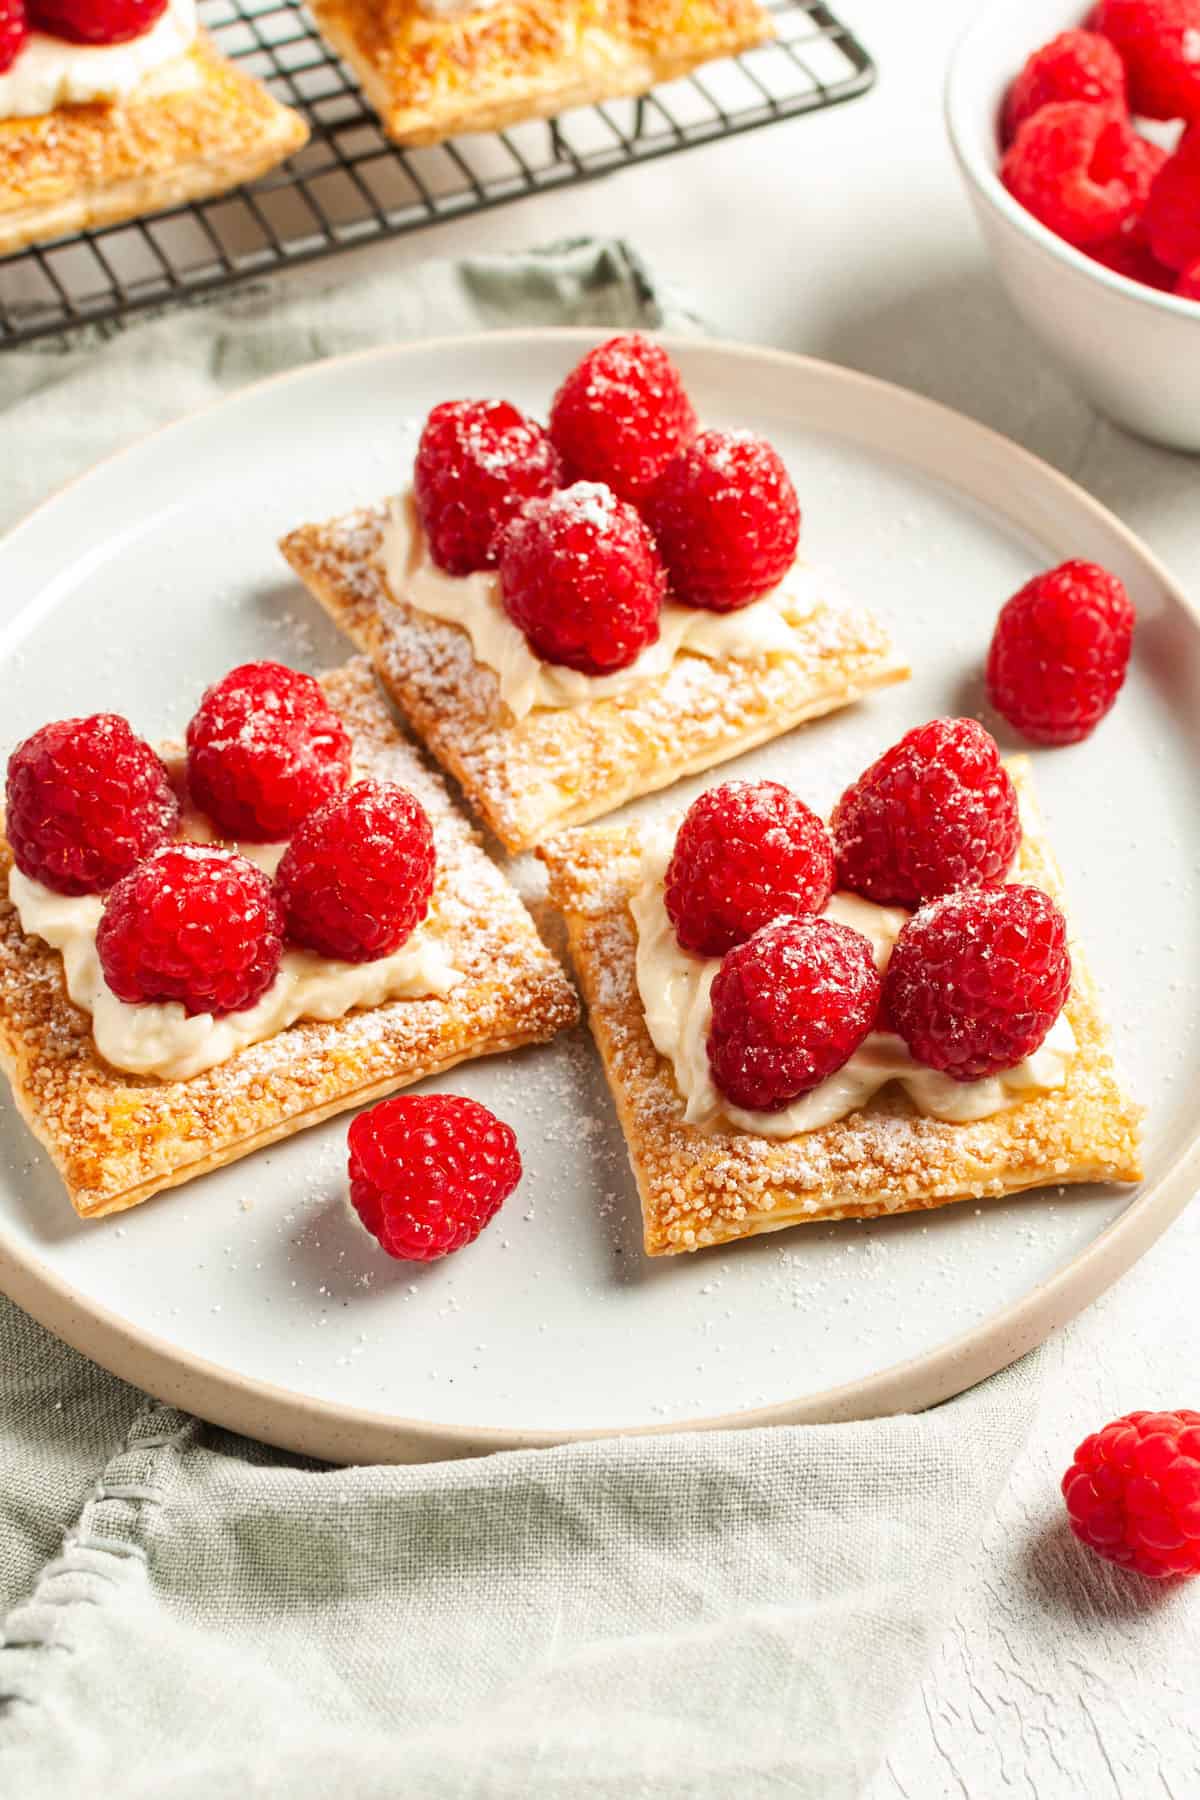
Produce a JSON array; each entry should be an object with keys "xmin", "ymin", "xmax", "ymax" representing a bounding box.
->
[
  {"xmin": 679, "ymin": 719, "xmax": 1073, "ymax": 1114},
  {"xmin": 999, "ymin": 7, "xmax": 1200, "ymax": 300},
  {"xmin": 6, "ymin": 662, "xmax": 438, "ymax": 1020},
  {"xmin": 410, "ymin": 335, "xmax": 801, "ymax": 677}
]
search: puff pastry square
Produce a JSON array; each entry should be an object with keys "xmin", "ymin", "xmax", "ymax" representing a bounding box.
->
[
  {"xmin": 0, "ymin": 658, "xmax": 578, "ymax": 1219},
  {"xmin": 0, "ymin": 36, "xmax": 308, "ymax": 256},
  {"xmin": 539, "ymin": 758, "xmax": 1143, "ymax": 1256},
  {"xmin": 279, "ymin": 503, "xmax": 909, "ymax": 853},
  {"xmin": 308, "ymin": 0, "xmax": 775, "ymax": 147}
]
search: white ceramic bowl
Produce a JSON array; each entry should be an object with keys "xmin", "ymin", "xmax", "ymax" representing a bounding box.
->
[{"xmin": 945, "ymin": 0, "xmax": 1200, "ymax": 452}]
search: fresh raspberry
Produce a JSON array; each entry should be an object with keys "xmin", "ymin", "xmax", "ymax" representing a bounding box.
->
[
  {"xmin": 1176, "ymin": 260, "xmax": 1200, "ymax": 297},
  {"xmin": 986, "ymin": 560, "xmax": 1135, "ymax": 746},
  {"xmin": 707, "ymin": 917, "xmax": 881, "ymax": 1113},
  {"xmin": 1088, "ymin": 227, "xmax": 1177, "ymax": 287},
  {"xmin": 347, "ymin": 1093, "xmax": 521, "ymax": 1261},
  {"xmin": 1002, "ymin": 31, "xmax": 1127, "ymax": 146},
  {"xmin": 831, "ymin": 719, "xmax": 1021, "ymax": 909},
  {"xmin": 882, "ymin": 885, "xmax": 1071, "ymax": 1082},
  {"xmin": 497, "ymin": 482, "xmax": 665, "ymax": 674},
  {"xmin": 1103, "ymin": 122, "xmax": 1169, "ymax": 202},
  {"xmin": 548, "ymin": 334, "xmax": 696, "ymax": 506},
  {"xmin": 1001, "ymin": 103, "xmax": 1161, "ymax": 247},
  {"xmin": 1093, "ymin": 0, "xmax": 1200, "ymax": 120},
  {"xmin": 30, "ymin": 0, "xmax": 166, "ymax": 43},
  {"xmin": 0, "ymin": 0, "xmax": 27, "ymax": 71},
  {"xmin": 5, "ymin": 714, "xmax": 178, "ymax": 897},
  {"xmin": 412, "ymin": 399, "xmax": 562, "ymax": 577},
  {"xmin": 275, "ymin": 780, "xmax": 436, "ymax": 964},
  {"xmin": 1063, "ymin": 1409, "xmax": 1200, "ymax": 1579},
  {"xmin": 96, "ymin": 845, "xmax": 284, "ymax": 1017},
  {"xmin": 186, "ymin": 662, "xmax": 351, "ymax": 843},
  {"xmin": 1145, "ymin": 128, "xmax": 1200, "ymax": 271},
  {"xmin": 645, "ymin": 429, "xmax": 801, "ymax": 612},
  {"xmin": 664, "ymin": 780, "xmax": 835, "ymax": 958}
]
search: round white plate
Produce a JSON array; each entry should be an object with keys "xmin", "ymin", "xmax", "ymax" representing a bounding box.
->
[{"xmin": 1, "ymin": 333, "xmax": 1197, "ymax": 1465}]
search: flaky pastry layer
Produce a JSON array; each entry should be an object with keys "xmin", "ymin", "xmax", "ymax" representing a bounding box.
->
[
  {"xmin": 539, "ymin": 759, "xmax": 1143, "ymax": 1256},
  {"xmin": 0, "ymin": 659, "xmax": 577, "ymax": 1219},
  {"xmin": 0, "ymin": 36, "xmax": 307, "ymax": 255},
  {"xmin": 279, "ymin": 503, "xmax": 909, "ymax": 853},
  {"xmin": 307, "ymin": 0, "xmax": 774, "ymax": 146}
]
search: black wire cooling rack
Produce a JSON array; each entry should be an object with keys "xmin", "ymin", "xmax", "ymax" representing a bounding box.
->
[{"xmin": 0, "ymin": 0, "xmax": 873, "ymax": 346}]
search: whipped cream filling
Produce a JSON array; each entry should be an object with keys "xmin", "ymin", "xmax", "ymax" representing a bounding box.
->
[
  {"xmin": 630, "ymin": 832, "xmax": 1076, "ymax": 1137},
  {"xmin": 378, "ymin": 491, "xmax": 829, "ymax": 721},
  {"xmin": 0, "ymin": 0, "xmax": 199, "ymax": 118},
  {"xmin": 7, "ymin": 789, "xmax": 461, "ymax": 1080}
]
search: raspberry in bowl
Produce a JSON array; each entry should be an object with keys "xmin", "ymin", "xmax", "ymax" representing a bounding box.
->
[{"xmin": 946, "ymin": 0, "xmax": 1200, "ymax": 448}]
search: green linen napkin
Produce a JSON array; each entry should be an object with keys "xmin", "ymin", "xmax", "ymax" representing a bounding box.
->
[{"xmin": 0, "ymin": 238, "xmax": 1038, "ymax": 1799}]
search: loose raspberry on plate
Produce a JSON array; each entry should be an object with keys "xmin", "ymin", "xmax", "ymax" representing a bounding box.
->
[
  {"xmin": 548, "ymin": 334, "xmax": 696, "ymax": 506},
  {"xmin": 275, "ymin": 779, "xmax": 436, "ymax": 964},
  {"xmin": 5, "ymin": 714, "xmax": 179, "ymax": 897},
  {"xmin": 29, "ymin": 0, "xmax": 166, "ymax": 43},
  {"xmin": 186, "ymin": 661, "xmax": 351, "ymax": 842},
  {"xmin": 882, "ymin": 885, "xmax": 1071, "ymax": 1082},
  {"xmin": 413, "ymin": 399, "xmax": 562, "ymax": 576},
  {"xmin": 664, "ymin": 779, "xmax": 835, "ymax": 958},
  {"xmin": 97, "ymin": 844, "xmax": 284, "ymax": 1018},
  {"xmin": 1144, "ymin": 128, "xmax": 1200, "ymax": 271},
  {"xmin": 497, "ymin": 481, "xmax": 665, "ymax": 675},
  {"xmin": 1001, "ymin": 103, "xmax": 1162, "ymax": 247},
  {"xmin": 0, "ymin": 0, "xmax": 27, "ymax": 72},
  {"xmin": 707, "ymin": 917, "xmax": 881, "ymax": 1113},
  {"xmin": 1002, "ymin": 30, "xmax": 1127, "ymax": 146},
  {"xmin": 347, "ymin": 1092, "xmax": 521, "ymax": 1261},
  {"xmin": 1092, "ymin": 0, "xmax": 1200, "ymax": 120},
  {"xmin": 1063, "ymin": 1409, "xmax": 1200, "ymax": 1579},
  {"xmin": 986, "ymin": 560, "xmax": 1136, "ymax": 746},
  {"xmin": 645, "ymin": 428, "xmax": 801, "ymax": 611},
  {"xmin": 831, "ymin": 718, "xmax": 1021, "ymax": 909}
]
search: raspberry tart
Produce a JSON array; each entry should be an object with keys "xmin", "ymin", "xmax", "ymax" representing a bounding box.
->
[
  {"xmin": 996, "ymin": 7, "xmax": 1200, "ymax": 303},
  {"xmin": 304, "ymin": 0, "xmax": 773, "ymax": 147},
  {"xmin": 540, "ymin": 724, "xmax": 1141, "ymax": 1255},
  {"xmin": 0, "ymin": 0, "xmax": 306, "ymax": 254},
  {"xmin": 280, "ymin": 336, "xmax": 908, "ymax": 853},
  {"xmin": 0, "ymin": 658, "xmax": 576, "ymax": 1219}
]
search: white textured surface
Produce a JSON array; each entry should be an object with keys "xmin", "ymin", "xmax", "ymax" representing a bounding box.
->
[{"xmin": 261, "ymin": 0, "xmax": 1200, "ymax": 1783}]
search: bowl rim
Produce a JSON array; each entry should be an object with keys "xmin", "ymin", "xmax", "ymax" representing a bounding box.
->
[{"xmin": 943, "ymin": 0, "xmax": 1200, "ymax": 325}]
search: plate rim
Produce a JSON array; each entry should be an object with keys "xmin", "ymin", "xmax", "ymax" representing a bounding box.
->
[{"xmin": 0, "ymin": 327, "xmax": 1195, "ymax": 1463}]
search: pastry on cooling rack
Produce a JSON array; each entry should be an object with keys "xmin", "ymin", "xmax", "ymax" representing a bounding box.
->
[
  {"xmin": 539, "ymin": 724, "xmax": 1142, "ymax": 1255},
  {"xmin": 0, "ymin": 0, "xmax": 307, "ymax": 256},
  {"xmin": 280, "ymin": 335, "xmax": 909, "ymax": 853},
  {"xmin": 307, "ymin": 0, "xmax": 774, "ymax": 145},
  {"xmin": 0, "ymin": 657, "xmax": 577, "ymax": 1218}
]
